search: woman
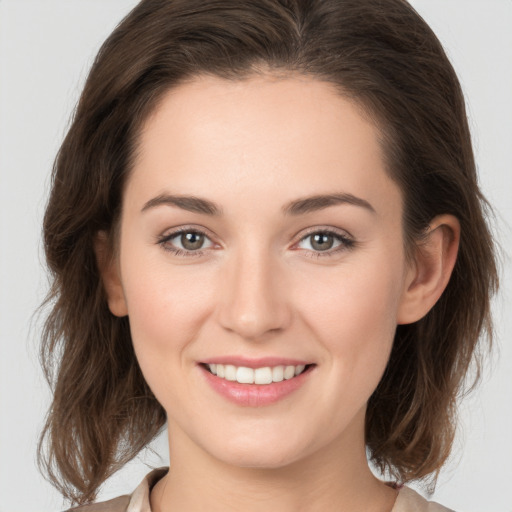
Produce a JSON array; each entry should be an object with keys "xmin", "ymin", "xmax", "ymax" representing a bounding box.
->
[{"xmin": 38, "ymin": 1, "xmax": 498, "ymax": 511}]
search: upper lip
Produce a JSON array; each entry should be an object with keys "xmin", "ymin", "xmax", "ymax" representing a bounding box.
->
[{"xmin": 200, "ymin": 356, "xmax": 313, "ymax": 369}]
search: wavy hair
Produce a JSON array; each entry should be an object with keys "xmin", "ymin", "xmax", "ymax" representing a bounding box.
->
[{"xmin": 39, "ymin": 0, "xmax": 498, "ymax": 504}]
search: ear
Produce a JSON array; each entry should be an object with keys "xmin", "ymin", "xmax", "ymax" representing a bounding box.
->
[
  {"xmin": 94, "ymin": 231, "xmax": 128, "ymax": 317},
  {"xmin": 397, "ymin": 214, "xmax": 460, "ymax": 325}
]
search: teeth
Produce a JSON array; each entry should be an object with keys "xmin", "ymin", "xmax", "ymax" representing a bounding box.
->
[
  {"xmin": 284, "ymin": 365, "xmax": 295, "ymax": 380},
  {"xmin": 294, "ymin": 364, "xmax": 306, "ymax": 376},
  {"xmin": 225, "ymin": 365, "xmax": 237, "ymax": 381},
  {"xmin": 207, "ymin": 363, "xmax": 308, "ymax": 384},
  {"xmin": 254, "ymin": 367, "xmax": 273, "ymax": 385},
  {"xmin": 272, "ymin": 365, "xmax": 284, "ymax": 382},
  {"xmin": 236, "ymin": 366, "xmax": 254, "ymax": 384}
]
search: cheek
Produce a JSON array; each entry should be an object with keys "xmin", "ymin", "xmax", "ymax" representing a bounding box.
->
[
  {"xmin": 297, "ymin": 257, "xmax": 403, "ymax": 378},
  {"xmin": 120, "ymin": 252, "xmax": 218, "ymax": 371},
  {"xmin": 120, "ymin": 262, "xmax": 221, "ymax": 415}
]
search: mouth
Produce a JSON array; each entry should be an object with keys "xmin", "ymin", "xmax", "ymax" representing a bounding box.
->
[
  {"xmin": 198, "ymin": 358, "xmax": 316, "ymax": 406},
  {"xmin": 201, "ymin": 363, "xmax": 314, "ymax": 385}
]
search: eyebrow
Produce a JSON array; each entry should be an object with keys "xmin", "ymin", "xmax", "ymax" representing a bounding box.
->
[
  {"xmin": 141, "ymin": 192, "xmax": 376, "ymax": 216},
  {"xmin": 141, "ymin": 194, "xmax": 222, "ymax": 215},
  {"xmin": 282, "ymin": 193, "xmax": 376, "ymax": 216}
]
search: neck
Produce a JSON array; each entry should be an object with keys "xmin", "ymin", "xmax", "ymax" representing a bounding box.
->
[{"xmin": 150, "ymin": 411, "xmax": 397, "ymax": 512}]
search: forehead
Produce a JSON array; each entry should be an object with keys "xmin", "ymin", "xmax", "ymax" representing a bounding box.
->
[
  {"xmin": 138, "ymin": 73, "xmax": 380, "ymax": 161},
  {"xmin": 127, "ymin": 73, "xmax": 401, "ymax": 221}
]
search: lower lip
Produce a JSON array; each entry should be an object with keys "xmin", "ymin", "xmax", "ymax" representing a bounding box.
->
[{"xmin": 200, "ymin": 365, "xmax": 314, "ymax": 407}]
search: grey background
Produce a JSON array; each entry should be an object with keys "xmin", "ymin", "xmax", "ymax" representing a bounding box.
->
[{"xmin": 0, "ymin": 1, "xmax": 511, "ymax": 511}]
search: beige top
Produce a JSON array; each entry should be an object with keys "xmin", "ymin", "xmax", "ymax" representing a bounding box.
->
[{"xmin": 68, "ymin": 468, "xmax": 453, "ymax": 512}]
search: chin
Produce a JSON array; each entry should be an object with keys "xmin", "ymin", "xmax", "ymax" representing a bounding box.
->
[
  {"xmin": 217, "ymin": 448, "xmax": 304, "ymax": 470},
  {"xmin": 199, "ymin": 428, "xmax": 315, "ymax": 470}
]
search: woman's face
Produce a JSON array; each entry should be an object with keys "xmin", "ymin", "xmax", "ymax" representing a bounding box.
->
[{"xmin": 110, "ymin": 74, "xmax": 414, "ymax": 468}]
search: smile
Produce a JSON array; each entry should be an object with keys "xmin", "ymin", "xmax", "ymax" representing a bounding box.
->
[
  {"xmin": 206, "ymin": 363, "xmax": 308, "ymax": 384},
  {"xmin": 199, "ymin": 361, "xmax": 315, "ymax": 407}
]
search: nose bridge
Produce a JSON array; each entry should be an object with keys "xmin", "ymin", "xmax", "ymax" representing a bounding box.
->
[{"xmin": 217, "ymin": 240, "xmax": 291, "ymax": 340}]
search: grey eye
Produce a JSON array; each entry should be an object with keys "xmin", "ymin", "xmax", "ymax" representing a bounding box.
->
[
  {"xmin": 309, "ymin": 233, "xmax": 335, "ymax": 251},
  {"xmin": 296, "ymin": 230, "xmax": 353, "ymax": 255},
  {"xmin": 179, "ymin": 232, "xmax": 206, "ymax": 250}
]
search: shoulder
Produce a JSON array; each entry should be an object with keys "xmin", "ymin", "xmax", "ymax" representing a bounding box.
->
[
  {"xmin": 393, "ymin": 486, "xmax": 454, "ymax": 512},
  {"xmin": 65, "ymin": 495, "xmax": 130, "ymax": 512},
  {"xmin": 64, "ymin": 467, "xmax": 168, "ymax": 512}
]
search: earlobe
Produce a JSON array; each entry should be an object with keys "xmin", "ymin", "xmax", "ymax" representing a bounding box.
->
[
  {"xmin": 94, "ymin": 231, "xmax": 128, "ymax": 317},
  {"xmin": 397, "ymin": 214, "xmax": 460, "ymax": 325}
]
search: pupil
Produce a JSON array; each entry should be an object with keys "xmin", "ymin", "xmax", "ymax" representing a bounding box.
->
[
  {"xmin": 181, "ymin": 232, "xmax": 204, "ymax": 250},
  {"xmin": 311, "ymin": 233, "xmax": 333, "ymax": 251}
]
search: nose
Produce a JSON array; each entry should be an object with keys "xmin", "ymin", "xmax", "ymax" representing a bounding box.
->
[{"xmin": 217, "ymin": 246, "xmax": 292, "ymax": 341}]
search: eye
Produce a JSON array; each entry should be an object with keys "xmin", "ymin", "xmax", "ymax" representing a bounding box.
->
[
  {"xmin": 296, "ymin": 229, "xmax": 355, "ymax": 257},
  {"xmin": 157, "ymin": 228, "xmax": 214, "ymax": 256}
]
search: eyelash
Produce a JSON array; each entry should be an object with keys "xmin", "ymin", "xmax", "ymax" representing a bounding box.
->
[
  {"xmin": 296, "ymin": 228, "xmax": 356, "ymax": 259},
  {"xmin": 157, "ymin": 227, "xmax": 213, "ymax": 259},
  {"xmin": 156, "ymin": 226, "xmax": 356, "ymax": 259}
]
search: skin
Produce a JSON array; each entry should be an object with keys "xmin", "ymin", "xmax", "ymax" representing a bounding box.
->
[{"xmin": 98, "ymin": 74, "xmax": 459, "ymax": 512}]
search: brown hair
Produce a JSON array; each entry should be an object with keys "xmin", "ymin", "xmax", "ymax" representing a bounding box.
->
[{"xmin": 39, "ymin": 0, "xmax": 498, "ymax": 505}]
